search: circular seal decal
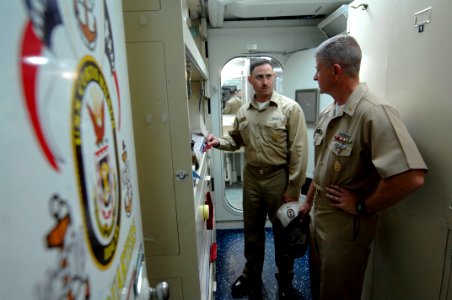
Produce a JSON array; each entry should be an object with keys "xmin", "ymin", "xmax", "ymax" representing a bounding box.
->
[{"xmin": 72, "ymin": 56, "xmax": 121, "ymax": 268}]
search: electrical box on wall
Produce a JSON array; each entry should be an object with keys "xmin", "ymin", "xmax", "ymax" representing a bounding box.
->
[{"xmin": 295, "ymin": 89, "xmax": 319, "ymax": 124}]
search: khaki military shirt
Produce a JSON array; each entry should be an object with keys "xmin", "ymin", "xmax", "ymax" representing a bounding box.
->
[
  {"xmin": 218, "ymin": 91, "xmax": 308, "ymax": 197},
  {"xmin": 223, "ymin": 96, "xmax": 242, "ymax": 115},
  {"xmin": 313, "ymin": 83, "xmax": 427, "ymax": 196}
]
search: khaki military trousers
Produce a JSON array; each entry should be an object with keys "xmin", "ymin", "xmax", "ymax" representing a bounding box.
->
[
  {"xmin": 310, "ymin": 192, "xmax": 377, "ymax": 300},
  {"xmin": 241, "ymin": 164, "xmax": 294, "ymax": 280}
]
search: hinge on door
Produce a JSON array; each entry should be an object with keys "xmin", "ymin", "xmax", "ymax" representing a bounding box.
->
[{"xmin": 175, "ymin": 170, "xmax": 188, "ymax": 181}]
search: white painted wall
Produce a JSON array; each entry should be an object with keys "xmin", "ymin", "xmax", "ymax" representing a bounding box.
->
[
  {"xmin": 284, "ymin": 48, "xmax": 334, "ymax": 178},
  {"xmin": 349, "ymin": 0, "xmax": 452, "ymax": 298}
]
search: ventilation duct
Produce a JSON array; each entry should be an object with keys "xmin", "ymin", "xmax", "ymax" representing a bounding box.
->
[
  {"xmin": 317, "ymin": 4, "xmax": 349, "ymax": 37},
  {"xmin": 208, "ymin": 0, "xmax": 236, "ymax": 28}
]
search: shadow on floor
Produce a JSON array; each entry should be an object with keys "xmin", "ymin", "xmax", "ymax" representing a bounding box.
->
[{"xmin": 215, "ymin": 228, "xmax": 312, "ymax": 300}]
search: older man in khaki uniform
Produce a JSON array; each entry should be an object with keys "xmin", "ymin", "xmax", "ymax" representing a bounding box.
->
[
  {"xmin": 299, "ymin": 35, "xmax": 427, "ymax": 300},
  {"xmin": 205, "ymin": 58, "xmax": 308, "ymax": 299}
]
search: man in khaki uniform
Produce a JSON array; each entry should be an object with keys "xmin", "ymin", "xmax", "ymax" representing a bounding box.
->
[
  {"xmin": 205, "ymin": 59, "xmax": 308, "ymax": 299},
  {"xmin": 223, "ymin": 89, "xmax": 242, "ymax": 115},
  {"xmin": 299, "ymin": 35, "xmax": 427, "ymax": 300}
]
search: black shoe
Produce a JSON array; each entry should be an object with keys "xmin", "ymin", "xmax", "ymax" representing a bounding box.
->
[
  {"xmin": 231, "ymin": 275, "xmax": 262, "ymax": 298},
  {"xmin": 275, "ymin": 273, "xmax": 297, "ymax": 300},
  {"xmin": 278, "ymin": 285, "xmax": 297, "ymax": 300}
]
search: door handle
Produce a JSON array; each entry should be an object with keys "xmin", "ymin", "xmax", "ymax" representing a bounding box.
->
[
  {"xmin": 150, "ymin": 281, "xmax": 170, "ymax": 300},
  {"xmin": 134, "ymin": 246, "xmax": 170, "ymax": 300},
  {"xmin": 138, "ymin": 278, "xmax": 170, "ymax": 300}
]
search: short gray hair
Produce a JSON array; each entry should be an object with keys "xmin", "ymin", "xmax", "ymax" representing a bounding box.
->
[{"xmin": 315, "ymin": 34, "xmax": 362, "ymax": 77}]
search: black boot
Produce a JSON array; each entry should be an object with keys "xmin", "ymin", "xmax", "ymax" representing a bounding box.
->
[
  {"xmin": 275, "ymin": 273, "xmax": 297, "ymax": 300},
  {"xmin": 231, "ymin": 275, "xmax": 262, "ymax": 298}
]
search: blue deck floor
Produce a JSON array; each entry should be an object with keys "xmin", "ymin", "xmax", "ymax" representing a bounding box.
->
[{"xmin": 215, "ymin": 228, "xmax": 312, "ymax": 300}]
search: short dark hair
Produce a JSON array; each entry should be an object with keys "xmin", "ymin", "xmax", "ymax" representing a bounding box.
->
[{"xmin": 249, "ymin": 58, "xmax": 273, "ymax": 74}]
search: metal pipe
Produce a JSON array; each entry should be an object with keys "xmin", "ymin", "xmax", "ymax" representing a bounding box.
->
[{"xmin": 350, "ymin": 3, "xmax": 368, "ymax": 10}]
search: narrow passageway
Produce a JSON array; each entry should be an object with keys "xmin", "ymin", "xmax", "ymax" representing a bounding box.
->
[{"xmin": 215, "ymin": 229, "xmax": 312, "ymax": 300}]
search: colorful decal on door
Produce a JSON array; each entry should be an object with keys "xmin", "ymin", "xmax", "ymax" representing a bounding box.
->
[
  {"xmin": 20, "ymin": 0, "xmax": 135, "ymax": 279},
  {"xmin": 20, "ymin": 0, "xmax": 64, "ymax": 171},
  {"xmin": 72, "ymin": 56, "xmax": 121, "ymax": 268},
  {"xmin": 122, "ymin": 141, "xmax": 133, "ymax": 217},
  {"xmin": 103, "ymin": 0, "xmax": 121, "ymax": 129},
  {"xmin": 74, "ymin": 0, "xmax": 97, "ymax": 50},
  {"xmin": 35, "ymin": 194, "xmax": 91, "ymax": 300},
  {"xmin": 107, "ymin": 220, "xmax": 137, "ymax": 299}
]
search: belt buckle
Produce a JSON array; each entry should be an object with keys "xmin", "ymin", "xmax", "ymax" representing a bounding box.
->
[{"xmin": 259, "ymin": 169, "xmax": 264, "ymax": 175}]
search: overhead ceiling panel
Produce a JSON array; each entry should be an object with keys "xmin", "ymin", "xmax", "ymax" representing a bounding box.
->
[
  {"xmin": 207, "ymin": 0, "xmax": 353, "ymax": 27},
  {"xmin": 224, "ymin": 0, "xmax": 349, "ymax": 19}
]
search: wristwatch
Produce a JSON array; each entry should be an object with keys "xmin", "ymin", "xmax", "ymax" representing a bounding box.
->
[{"xmin": 355, "ymin": 199, "xmax": 370, "ymax": 216}]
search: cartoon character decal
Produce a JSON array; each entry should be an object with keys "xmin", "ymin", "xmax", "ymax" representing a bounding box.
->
[
  {"xmin": 122, "ymin": 141, "xmax": 133, "ymax": 217},
  {"xmin": 35, "ymin": 194, "xmax": 91, "ymax": 300},
  {"xmin": 74, "ymin": 0, "xmax": 97, "ymax": 50}
]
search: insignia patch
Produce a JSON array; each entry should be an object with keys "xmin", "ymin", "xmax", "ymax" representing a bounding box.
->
[
  {"xmin": 72, "ymin": 56, "xmax": 121, "ymax": 268},
  {"xmin": 334, "ymin": 132, "xmax": 353, "ymax": 150},
  {"xmin": 334, "ymin": 160, "xmax": 342, "ymax": 172}
]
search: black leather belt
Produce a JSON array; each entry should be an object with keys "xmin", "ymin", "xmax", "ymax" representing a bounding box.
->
[{"xmin": 247, "ymin": 164, "xmax": 287, "ymax": 175}]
